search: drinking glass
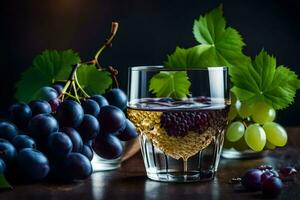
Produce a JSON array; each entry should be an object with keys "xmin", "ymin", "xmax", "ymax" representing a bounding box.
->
[{"xmin": 127, "ymin": 66, "xmax": 230, "ymax": 182}]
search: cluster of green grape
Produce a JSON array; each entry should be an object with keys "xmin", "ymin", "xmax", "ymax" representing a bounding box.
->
[{"xmin": 224, "ymin": 96, "xmax": 288, "ymax": 152}]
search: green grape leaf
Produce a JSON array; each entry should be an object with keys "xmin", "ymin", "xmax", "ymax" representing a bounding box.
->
[
  {"xmin": 149, "ymin": 71, "xmax": 191, "ymax": 99},
  {"xmin": 15, "ymin": 50, "xmax": 81, "ymax": 102},
  {"xmin": 231, "ymin": 50, "xmax": 300, "ymax": 109},
  {"xmin": 164, "ymin": 5, "xmax": 247, "ymax": 69},
  {"xmin": 76, "ymin": 64, "xmax": 112, "ymax": 95},
  {"xmin": 153, "ymin": 5, "xmax": 248, "ymax": 98},
  {"xmin": 0, "ymin": 174, "xmax": 12, "ymax": 190}
]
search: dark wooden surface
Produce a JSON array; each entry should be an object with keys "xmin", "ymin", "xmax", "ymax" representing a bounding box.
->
[{"xmin": 1, "ymin": 128, "xmax": 300, "ymax": 200}]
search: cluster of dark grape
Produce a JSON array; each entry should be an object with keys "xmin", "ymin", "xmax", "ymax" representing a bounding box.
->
[
  {"xmin": 240, "ymin": 165, "xmax": 298, "ymax": 197},
  {"xmin": 0, "ymin": 84, "xmax": 137, "ymax": 183},
  {"xmin": 160, "ymin": 111, "xmax": 209, "ymax": 137}
]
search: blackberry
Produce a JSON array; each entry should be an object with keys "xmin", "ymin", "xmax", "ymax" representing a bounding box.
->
[{"xmin": 161, "ymin": 111, "xmax": 210, "ymax": 137}]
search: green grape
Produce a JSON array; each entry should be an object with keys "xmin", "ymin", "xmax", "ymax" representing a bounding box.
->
[
  {"xmin": 265, "ymin": 141, "xmax": 276, "ymax": 150},
  {"xmin": 244, "ymin": 124, "xmax": 266, "ymax": 152},
  {"xmin": 228, "ymin": 105, "xmax": 237, "ymax": 121},
  {"xmin": 263, "ymin": 122, "xmax": 287, "ymax": 147},
  {"xmin": 252, "ymin": 102, "xmax": 276, "ymax": 124},
  {"xmin": 226, "ymin": 121, "xmax": 245, "ymax": 142},
  {"xmin": 236, "ymin": 100, "xmax": 253, "ymax": 118}
]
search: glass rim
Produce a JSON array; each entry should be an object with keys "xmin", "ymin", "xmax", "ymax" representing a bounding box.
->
[{"xmin": 129, "ymin": 65, "xmax": 228, "ymax": 72}]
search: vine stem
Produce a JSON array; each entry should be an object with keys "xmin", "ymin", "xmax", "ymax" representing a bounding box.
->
[
  {"xmin": 94, "ymin": 22, "xmax": 119, "ymax": 69},
  {"xmin": 58, "ymin": 22, "xmax": 120, "ymax": 103}
]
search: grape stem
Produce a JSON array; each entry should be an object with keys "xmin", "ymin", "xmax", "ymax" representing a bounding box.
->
[
  {"xmin": 94, "ymin": 22, "xmax": 119, "ymax": 69},
  {"xmin": 58, "ymin": 22, "xmax": 120, "ymax": 103},
  {"xmin": 92, "ymin": 22, "xmax": 120, "ymax": 88}
]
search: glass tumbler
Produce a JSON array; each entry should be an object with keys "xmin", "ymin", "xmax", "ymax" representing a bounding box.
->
[{"xmin": 127, "ymin": 66, "xmax": 230, "ymax": 182}]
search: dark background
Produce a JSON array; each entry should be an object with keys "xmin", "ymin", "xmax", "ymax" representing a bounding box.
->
[{"xmin": 0, "ymin": 0, "xmax": 299, "ymax": 126}]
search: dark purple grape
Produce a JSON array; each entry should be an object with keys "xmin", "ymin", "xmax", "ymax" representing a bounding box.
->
[
  {"xmin": 0, "ymin": 158, "xmax": 5, "ymax": 174},
  {"xmin": 279, "ymin": 166, "xmax": 298, "ymax": 178},
  {"xmin": 105, "ymin": 88, "xmax": 127, "ymax": 110},
  {"xmin": 48, "ymin": 98, "xmax": 61, "ymax": 112},
  {"xmin": 12, "ymin": 135, "xmax": 36, "ymax": 151},
  {"xmin": 98, "ymin": 105, "xmax": 126, "ymax": 133},
  {"xmin": 81, "ymin": 99, "xmax": 100, "ymax": 117},
  {"xmin": 257, "ymin": 165, "xmax": 273, "ymax": 171},
  {"xmin": 84, "ymin": 140, "xmax": 94, "ymax": 147},
  {"xmin": 60, "ymin": 127, "xmax": 83, "ymax": 152},
  {"xmin": 47, "ymin": 132, "xmax": 73, "ymax": 158},
  {"xmin": 52, "ymin": 84, "xmax": 64, "ymax": 94},
  {"xmin": 0, "ymin": 139, "xmax": 17, "ymax": 163},
  {"xmin": 78, "ymin": 114, "xmax": 100, "ymax": 141},
  {"xmin": 16, "ymin": 148, "xmax": 50, "ymax": 181},
  {"xmin": 268, "ymin": 169, "xmax": 279, "ymax": 177},
  {"xmin": 36, "ymin": 86, "xmax": 58, "ymax": 101},
  {"xmin": 261, "ymin": 171, "xmax": 275, "ymax": 183},
  {"xmin": 29, "ymin": 100, "xmax": 52, "ymax": 116},
  {"xmin": 241, "ymin": 169, "xmax": 263, "ymax": 191},
  {"xmin": 91, "ymin": 95, "xmax": 109, "ymax": 108},
  {"xmin": 81, "ymin": 144, "xmax": 93, "ymax": 161},
  {"xmin": 28, "ymin": 114, "xmax": 59, "ymax": 140},
  {"xmin": 63, "ymin": 153, "xmax": 92, "ymax": 180},
  {"xmin": 93, "ymin": 134, "xmax": 123, "ymax": 159},
  {"xmin": 0, "ymin": 122, "xmax": 18, "ymax": 141},
  {"xmin": 56, "ymin": 100, "xmax": 84, "ymax": 128},
  {"xmin": 9, "ymin": 103, "xmax": 32, "ymax": 129},
  {"xmin": 262, "ymin": 177, "xmax": 283, "ymax": 197},
  {"xmin": 116, "ymin": 119, "xmax": 138, "ymax": 141}
]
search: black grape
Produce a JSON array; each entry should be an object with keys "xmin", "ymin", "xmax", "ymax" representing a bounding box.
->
[
  {"xmin": 12, "ymin": 135, "xmax": 36, "ymax": 151},
  {"xmin": 9, "ymin": 103, "xmax": 32, "ymax": 129},
  {"xmin": 56, "ymin": 100, "xmax": 84, "ymax": 128},
  {"xmin": 241, "ymin": 169, "xmax": 263, "ymax": 191},
  {"xmin": 37, "ymin": 86, "xmax": 58, "ymax": 101},
  {"xmin": 81, "ymin": 144, "xmax": 93, "ymax": 161},
  {"xmin": 0, "ymin": 122, "xmax": 18, "ymax": 141},
  {"xmin": 48, "ymin": 98, "xmax": 61, "ymax": 112},
  {"xmin": 93, "ymin": 134, "xmax": 123, "ymax": 159},
  {"xmin": 29, "ymin": 100, "xmax": 52, "ymax": 116},
  {"xmin": 84, "ymin": 139, "xmax": 94, "ymax": 147},
  {"xmin": 81, "ymin": 99, "xmax": 100, "ymax": 117},
  {"xmin": 91, "ymin": 95, "xmax": 109, "ymax": 108},
  {"xmin": 0, "ymin": 158, "xmax": 5, "ymax": 174},
  {"xmin": 52, "ymin": 84, "xmax": 64, "ymax": 94},
  {"xmin": 63, "ymin": 153, "xmax": 92, "ymax": 180},
  {"xmin": 0, "ymin": 139, "xmax": 17, "ymax": 163},
  {"xmin": 262, "ymin": 177, "xmax": 283, "ymax": 197},
  {"xmin": 279, "ymin": 166, "xmax": 298, "ymax": 178},
  {"xmin": 28, "ymin": 114, "xmax": 59, "ymax": 140},
  {"xmin": 78, "ymin": 114, "xmax": 100, "ymax": 141},
  {"xmin": 116, "ymin": 119, "xmax": 138, "ymax": 141},
  {"xmin": 47, "ymin": 132, "xmax": 73, "ymax": 158},
  {"xmin": 60, "ymin": 127, "xmax": 83, "ymax": 152},
  {"xmin": 105, "ymin": 88, "xmax": 127, "ymax": 110},
  {"xmin": 16, "ymin": 148, "xmax": 50, "ymax": 181},
  {"xmin": 98, "ymin": 105, "xmax": 126, "ymax": 133}
]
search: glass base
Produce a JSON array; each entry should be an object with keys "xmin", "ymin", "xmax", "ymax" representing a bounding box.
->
[
  {"xmin": 222, "ymin": 148, "xmax": 268, "ymax": 159},
  {"xmin": 91, "ymin": 152, "xmax": 122, "ymax": 172},
  {"xmin": 140, "ymin": 132, "xmax": 223, "ymax": 183},
  {"xmin": 147, "ymin": 170, "xmax": 215, "ymax": 182}
]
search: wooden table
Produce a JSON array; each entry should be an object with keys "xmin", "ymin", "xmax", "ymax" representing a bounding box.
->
[{"xmin": 1, "ymin": 128, "xmax": 300, "ymax": 200}]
